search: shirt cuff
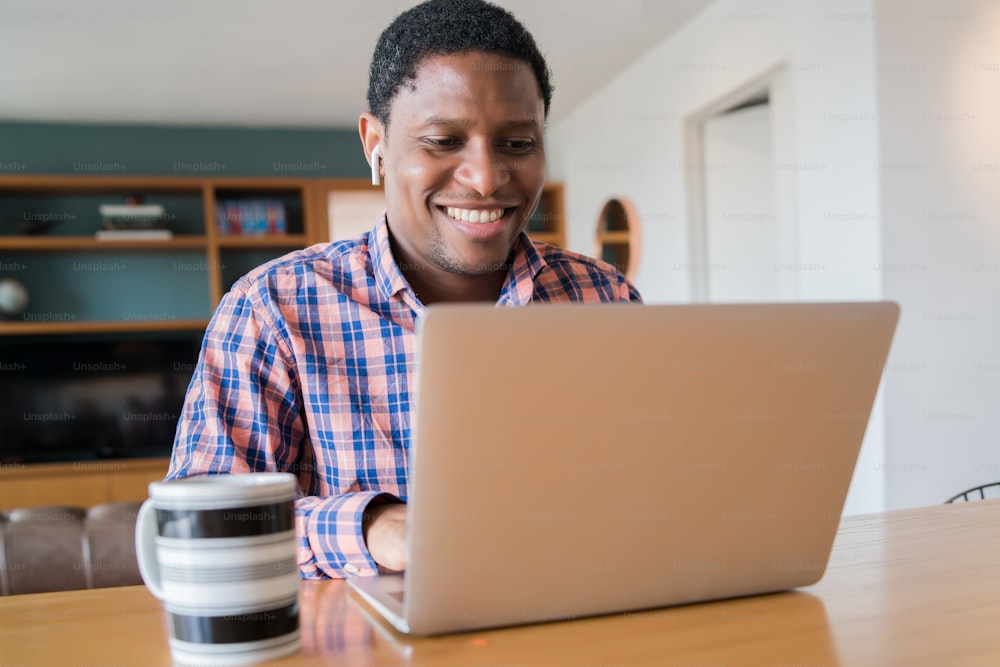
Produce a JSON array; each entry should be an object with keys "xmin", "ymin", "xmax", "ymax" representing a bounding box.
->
[{"xmin": 296, "ymin": 492, "xmax": 398, "ymax": 579}]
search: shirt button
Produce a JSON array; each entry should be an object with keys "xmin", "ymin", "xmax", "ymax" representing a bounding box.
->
[{"xmin": 344, "ymin": 564, "xmax": 359, "ymax": 575}]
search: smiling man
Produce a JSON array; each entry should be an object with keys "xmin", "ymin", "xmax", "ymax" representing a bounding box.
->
[
  {"xmin": 168, "ymin": 0, "xmax": 642, "ymax": 579},
  {"xmin": 360, "ymin": 49, "xmax": 547, "ymax": 304}
]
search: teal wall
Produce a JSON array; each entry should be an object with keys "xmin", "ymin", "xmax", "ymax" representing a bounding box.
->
[
  {"xmin": 0, "ymin": 122, "xmax": 368, "ymax": 177},
  {"xmin": 0, "ymin": 122, "xmax": 370, "ymax": 325}
]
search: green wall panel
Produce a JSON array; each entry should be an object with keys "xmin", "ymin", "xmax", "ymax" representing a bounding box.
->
[{"xmin": 0, "ymin": 122, "xmax": 368, "ymax": 178}]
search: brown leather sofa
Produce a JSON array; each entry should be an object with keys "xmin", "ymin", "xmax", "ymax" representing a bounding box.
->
[{"xmin": 0, "ymin": 502, "xmax": 143, "ymax": 595}]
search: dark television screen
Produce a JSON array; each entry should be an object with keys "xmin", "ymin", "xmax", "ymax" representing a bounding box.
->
[{"xmin": 0, "ymin": 332, "xmax": 202, "ymax": 464}]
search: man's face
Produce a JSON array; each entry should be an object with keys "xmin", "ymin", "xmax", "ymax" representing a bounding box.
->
[{"xmin": 372, "ymin": 51, "xmax": 546, "ymax": 281}]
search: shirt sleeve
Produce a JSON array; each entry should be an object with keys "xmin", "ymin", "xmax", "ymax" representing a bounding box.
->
[
  {"xmin": 295, "ymin": 493, "xmax": 392, "ymax": 579},
  {"xmin": 527, "ymin": 242, "xmax": 644, "ymax": 305},
  {"xmin": 166, "ymin": 281, "xmax": 382, "ymax": 579}
]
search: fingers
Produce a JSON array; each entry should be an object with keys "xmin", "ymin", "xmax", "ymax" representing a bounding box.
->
[{"xmin": 363, "ymin": 503, "xmax": 408, "ymax": 572}]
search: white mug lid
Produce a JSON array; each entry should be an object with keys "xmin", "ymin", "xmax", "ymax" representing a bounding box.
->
[{"xmin": 148, "ymin": 472, "xmax": 297, "ymax": 510}]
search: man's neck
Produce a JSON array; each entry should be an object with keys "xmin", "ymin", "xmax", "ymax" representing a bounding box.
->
[
  {"xmin": 404, "ymin": 266, "xmax": 507, "ymax": 305},
  {"xmin": 386, "ymin": 230, "xmax": 514, "ymax": 305}
]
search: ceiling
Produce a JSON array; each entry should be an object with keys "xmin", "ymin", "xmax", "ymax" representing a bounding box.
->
[{"xmin": 0, "ymin": 0, "xmax": 711, "ymax": 129}]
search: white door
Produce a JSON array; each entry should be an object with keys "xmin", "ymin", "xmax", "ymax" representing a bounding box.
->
[
  {"xmin": 327, "ymin": 190, "xmax": 386, "ymax": 242},
  {"xmin": 702, "ymin": 103, "xmax": 781, "ymax": 302}
]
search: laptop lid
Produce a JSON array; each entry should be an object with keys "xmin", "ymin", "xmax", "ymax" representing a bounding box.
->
[{"xmin": 388, "ymin": 301, "xmax": 899, "ymax": 635}]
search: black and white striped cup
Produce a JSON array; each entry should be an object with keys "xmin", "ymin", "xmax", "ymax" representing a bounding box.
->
[{"xmin": 135, "ymin": 472, "xmax": 300, "ymax": 666}]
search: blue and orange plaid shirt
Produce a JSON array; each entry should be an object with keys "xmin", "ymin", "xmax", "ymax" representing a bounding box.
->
[{"xmin": 167, "ymin": 216, "xmax": 642, "ymax": 578}]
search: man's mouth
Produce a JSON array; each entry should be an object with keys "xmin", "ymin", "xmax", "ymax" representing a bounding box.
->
[{"xmin": 444, "ymin": 206, "xmax": 510, "ymax": 224}]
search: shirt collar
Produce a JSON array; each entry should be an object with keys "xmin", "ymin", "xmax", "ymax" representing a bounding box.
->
[
  {"xmin": 370, "ymin": 214, "xmax": 413, "ymax": 303},
  {"xmin": 498, "ymin": 232, "xmax": 547, "ymax": 306},
  {"xmin": 369, "ymin": 215, "xmax": 548, "ymax": 307}
]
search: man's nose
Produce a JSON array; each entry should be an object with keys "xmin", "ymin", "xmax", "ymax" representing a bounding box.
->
[{"xmin": 454, "ymin": 142, "xmax": 510, "ymax": 196}]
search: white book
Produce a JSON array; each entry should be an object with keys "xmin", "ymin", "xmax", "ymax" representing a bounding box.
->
[
  {"xmin": 98, "ymin": 203, "xmax": 166, "ymax": 217},
  {"xmin": 95, "ymin": 229, "xmax": 173, "ymax": 241}
]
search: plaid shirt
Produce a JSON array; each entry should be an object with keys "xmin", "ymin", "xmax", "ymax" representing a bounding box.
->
[{"xmin": 167, "ymin": 216, "xmax": 642, "ymax": 579}]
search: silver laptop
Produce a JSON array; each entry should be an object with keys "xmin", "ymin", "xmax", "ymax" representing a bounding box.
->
[{"xmin": 348, "ymin": 301, "xmax": 900, "ymax": 636}]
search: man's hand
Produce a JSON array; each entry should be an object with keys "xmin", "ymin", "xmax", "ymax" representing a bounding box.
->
[{"xmin": 362, "ymin": 503, "xmax": 408, "ymax": 573}]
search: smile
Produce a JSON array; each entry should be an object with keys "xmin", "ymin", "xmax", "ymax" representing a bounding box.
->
[{"xmin": 444, "ymin": 207, "xmax": 508, "ymax": 224}]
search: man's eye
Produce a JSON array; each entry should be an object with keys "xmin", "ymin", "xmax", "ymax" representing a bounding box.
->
[
  {"xmin": 503, "ymin": 139, "xmax": 536, "ymax": 152},
  {"xmin": 424, "ymin": 137, "xmax": 461, "ymax": 148}
]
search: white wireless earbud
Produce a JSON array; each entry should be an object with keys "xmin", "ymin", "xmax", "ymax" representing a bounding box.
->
[{"xmin": 370, "ymin": 144, "xmax": 381, "ymax": 186}]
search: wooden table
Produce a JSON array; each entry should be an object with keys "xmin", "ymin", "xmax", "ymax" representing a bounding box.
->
[{"xmin": 2, "ymin": 499, "xmax": 999, "ymax": 666}]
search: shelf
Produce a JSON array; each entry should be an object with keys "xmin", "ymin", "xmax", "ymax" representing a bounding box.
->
[
  {"xmin": 0, "ymin": 174, "xmax": 566, "ymax": 496},
  {"xmin": 594, "ymin": 197, "xmax": 640, "ymax": 279},
  {"xmin": 0, "ymin": 236, "xmax": 209, "ymax": 251},
  {"xmin": 527, "ymin": 232, "xmax": 563, "ymax": 246},
  {"xmin": 523, "ymin": 183, "xmax": 565, "ymax": 247},
  {"xmin": 0, "ymin": 456, "xmax": 171, "ymax": 509},
  {"xmin": 311, "ymin": 180, "xmax": 566, "ymax": 250},
  {"xmin": 596, "ymin": 231, "xmax": 632, "ymax": 244},
  {"xmin": 0, "ymin": 456, "xmax": 170, "ymax": 480},
  {"xmin": 216, "ymin": 234, "xmax": 311, "ymax": 248},
  {"xmin": 0, "ymin": 318, "xmax": 211, "ymax": 336},
  {"xmin": 0, "ymin": 174, "xmax": 208, "ymax": 192},
  {"xmin": 0, "ymin": 174, "xmax": 310, "ymax": 192},
  {"xmin": 0, "ymin": 174, "xmax": 326, "ymax": 326}
]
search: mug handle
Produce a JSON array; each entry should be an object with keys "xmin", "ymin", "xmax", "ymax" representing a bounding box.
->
[{"xmin": 135, "ymin": 499, "xmax": 164, "ymax": 600}]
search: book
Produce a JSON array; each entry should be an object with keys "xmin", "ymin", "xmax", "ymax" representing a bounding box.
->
[
  {"xmin": 216, "ymin": 200, "xmax": 287, "ymax": 236},
  {"xmin": 98, "ymin": 204, "xmax": 165, "ymax": 218},
  {"xmin": 95, "ymin": 229, "xmax": 174, "ymax": 241},
  {"xmin": 99, "ymin": 203, "xmax": 171, "ymax": 232}
]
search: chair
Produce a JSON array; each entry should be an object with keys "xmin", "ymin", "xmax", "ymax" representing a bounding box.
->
[
  {"xmin": 945, "ymin": 482, "xmax": 1000, "ymax": 504},
  {"xmin": 0, "ymin": 502, "xmax": 143, "ymax": 595}
]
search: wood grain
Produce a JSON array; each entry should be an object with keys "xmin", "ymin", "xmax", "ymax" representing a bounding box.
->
[{"xmin": 2, "ymin": 499, "xmax": 998, "ymax": 666}]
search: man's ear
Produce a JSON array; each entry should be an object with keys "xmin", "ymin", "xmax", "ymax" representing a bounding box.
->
[{"xmin": 359, "ymin": 112, "xmax": 384, "ymax": 181}]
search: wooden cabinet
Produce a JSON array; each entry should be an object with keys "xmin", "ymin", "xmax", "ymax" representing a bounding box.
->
[
  {"xmin": 0, "ymin": 175, "xmax": 320, "ymax": 336},
  {"xmin": 0, "ymin": 175, "xmax": 323, "ymax": 507},
  {"xmin": 595, "ymin": 197, "xmax": 639, "ymax": 279},
  {"xmin": 1, "ymin": 175, "xmax": 568, "ymax": 335},
  {"xmin": 0, "ymin": 175, "xmax": 567, "ymax": 507},
  {"xmin": 528, "ymin": 182, "xmax": 565, "ymax": 248},
  {"xmin": 0, "ymin": 458, "xmax": 168, "ymax": 510}
]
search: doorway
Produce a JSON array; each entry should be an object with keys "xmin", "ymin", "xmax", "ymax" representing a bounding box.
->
[{"xmin": 684, "ymin": 69, "xmax": 796, "ymax": 302}]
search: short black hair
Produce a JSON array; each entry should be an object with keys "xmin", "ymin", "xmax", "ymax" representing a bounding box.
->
[{"xmin": 367, "ymin": 0, "xmax": 553, "ymax": 127}]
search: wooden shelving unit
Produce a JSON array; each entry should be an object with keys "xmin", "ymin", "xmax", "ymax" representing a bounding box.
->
[
  {"xmin": 1, "ymin": 175, "xmax": 568, "ymax": 335},
  {"xmin": 0, "ymin": 175, "xmax": 319, "ymax": 332},
  {"xmin": 527, "ymin": 182, "xmax": 565, "ymax": 247},
  {"xmin": 0, "ymin": 175, "xmax": 320, "ymax": 506},
  {"xmin": 0, "ymin": 173, "xmax": 568, "ymax": 507},
  {"xmin": 0, "ymin": 457, "xmax": 170, "ymax": 510},
  {"xmin": 0, "ymin": 236, "xmax": 209, "ymax": 251},
  {"xmin": 595, "ymin": 197, "xmax": 640, "ymax": 279},
  {"xmin": 0, "ymin": 318, "xmax": 211, "ymax": 337}
]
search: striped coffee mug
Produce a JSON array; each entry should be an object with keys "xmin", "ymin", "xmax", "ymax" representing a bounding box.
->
[{"xmin": 135, "ymin": 472, "xmax": 300, "ymax": 666}]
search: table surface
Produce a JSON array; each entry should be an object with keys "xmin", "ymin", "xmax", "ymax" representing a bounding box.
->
[{"xmin": 2, "ymin": 499, "xmax": 999, "ymax": 666}]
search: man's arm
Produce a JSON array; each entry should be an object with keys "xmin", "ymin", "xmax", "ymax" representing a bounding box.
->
[
  {"xmin": 295, "ymin": 493, "xmax": 402, "ymax": 577},
  {"xmin": 166, "ymin": 283, "xmax": 395, "ymax": 578}
]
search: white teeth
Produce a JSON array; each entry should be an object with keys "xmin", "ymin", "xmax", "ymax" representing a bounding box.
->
[{"xmin": 445, "ymin": 207, "xmax": 505, "ymax": 223}]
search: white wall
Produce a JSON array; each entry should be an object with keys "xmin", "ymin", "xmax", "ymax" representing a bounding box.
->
[
  {"xmin": 875, "ymin": 0, "xmax": 1000, "ymax": 508},
  {"xmin": 548, "ymin": 0, "xmax": 1000, "ymax": 512},
  {"xmin": 547, "ymin": 0, "xmax": 886, "ymax": 513}
]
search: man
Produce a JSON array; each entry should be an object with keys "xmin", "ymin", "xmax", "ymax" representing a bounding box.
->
[{"xmin": 167, "ymin": 0, "xmax": 642, "ymax": 579}]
